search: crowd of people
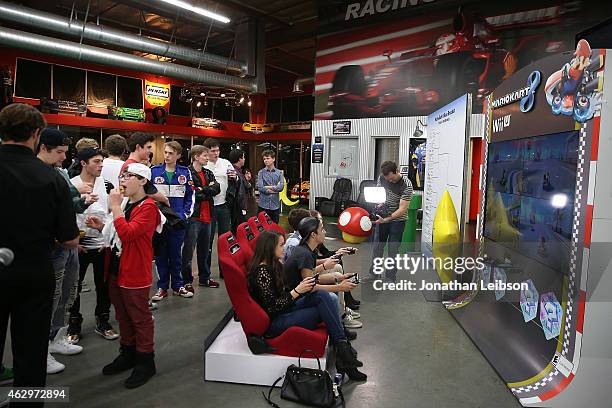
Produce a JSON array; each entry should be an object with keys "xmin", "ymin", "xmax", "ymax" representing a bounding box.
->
[{"xmin": 0, "ymin": 102, "xmax": 380, "ymax": 407}]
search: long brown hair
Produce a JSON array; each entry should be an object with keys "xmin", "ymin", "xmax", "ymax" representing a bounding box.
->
[{"xmin": 249, "ymin": 230, "xmax": 285, "ymax": 291}]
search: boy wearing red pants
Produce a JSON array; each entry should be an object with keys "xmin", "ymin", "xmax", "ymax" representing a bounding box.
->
[{"xmin": 91, "ymin": 163, "xmax": 162, "ymax": 389}]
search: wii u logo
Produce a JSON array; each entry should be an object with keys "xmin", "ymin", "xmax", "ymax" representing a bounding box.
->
[{"xmin": 492, "ymin": 114, "xmax": 511, "ymax": 133}]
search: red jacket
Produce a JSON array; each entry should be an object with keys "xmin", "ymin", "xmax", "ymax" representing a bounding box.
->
[{"xmin": 114, "ymin": 198, "xmax": 160, "ymax": 288}]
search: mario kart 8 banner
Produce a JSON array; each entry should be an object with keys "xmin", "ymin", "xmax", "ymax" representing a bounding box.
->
[{"xmin": 315, "ymin": 0, "xmax": 612, "ymax": 120}]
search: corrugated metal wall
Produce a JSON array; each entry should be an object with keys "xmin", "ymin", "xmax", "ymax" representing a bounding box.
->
[{"xmin": 310, "ymin": 114, "xmax": 485, "ymax": 209}]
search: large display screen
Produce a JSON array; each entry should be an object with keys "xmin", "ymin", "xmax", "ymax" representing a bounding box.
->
[{"xmin": 484, "ymin": 131, "xmax": 578, "ymax": 272}]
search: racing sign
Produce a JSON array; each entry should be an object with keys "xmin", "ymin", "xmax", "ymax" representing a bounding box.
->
[{"xmin": 145, "ymin": 80, "xmax": 170, "ymax": 107}]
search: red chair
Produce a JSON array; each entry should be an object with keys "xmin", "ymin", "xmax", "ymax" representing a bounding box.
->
[
  {"xmin": 258, "ymin": 211, "xmax": 287, "ymax": 235},
  {"xmin": 248, "ymin": 216, "xmax": 265, "ymax": 235},
  {"xmin": 217, "ymin": 232, "xmax": 328, "ymax": 357},
  {"xmin": 236, "ymin": 222, "xmax": 258, "ymax": 252}
]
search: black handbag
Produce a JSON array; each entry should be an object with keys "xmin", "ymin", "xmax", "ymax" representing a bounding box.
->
[{"xmin": 263, "ymin": 350, "xmax": 344, "ymax": 408}]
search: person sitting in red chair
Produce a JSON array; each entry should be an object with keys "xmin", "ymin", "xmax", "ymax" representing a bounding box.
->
[{"xmin": 247, "ymin": 230, "xmax": 366, "ymax": 382}]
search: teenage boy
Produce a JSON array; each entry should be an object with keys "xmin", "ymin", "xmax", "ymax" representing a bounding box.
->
[
  {"xmin": 256, "ymin": 150, "xmax": 284, "ymax": 223},
  {"xmin": 151, "ymin": 141, "xmax": 194, "ymax": 300},
  {"xmin": 204, "ymin": 138, "xmax": 237, "ymax": 276},
  {"xmin": 181, "ymin": 145, "xmax": 220, "ymax": 292},
  {"xmin": 102, "ymin": 134, "xmax": 127, "ymax": 188},
  {"xmin": 121, "ymin": 132, "xmax": 169, "ymax": 207},
  {"xmin": 0, "ymin": 103, "xmax": 79, "ymax": 391},
  {"xmin": 69, "ymin": 148, "xmax": 119, "ymax": 343},
  {"xmin": 228, "ymin": 148, "xmax": 250, "ymax": 232},
  {"xmin": 37, "ymin": 129, "xmax": 91, "ymax": 374},
  {"xmin": 88, "ymin": 163, "xmax": 162, "ymax": 389}
]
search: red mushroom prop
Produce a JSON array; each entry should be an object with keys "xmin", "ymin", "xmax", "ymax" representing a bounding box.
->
[{"xmin": 338, "ymin": 207, "xmax": 373, "ymax": 244}]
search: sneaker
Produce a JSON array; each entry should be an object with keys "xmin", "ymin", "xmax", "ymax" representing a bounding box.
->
[
  {"xmin": 346, "ymin": 307, "xmax": 361, "ymax": 320},
  {"xmin": 95, "ymin": 320, "xmax": 119, "ymax": 341},
  {"xmin": 151, "ymin": 289, "xmax": 168, "ymax": 301},
  {"xmin": 46, "ymin": 353, "xmax": 65, "ymax": 374},
  {"xmin": 173, "ymin": 287, "xmax": 194, "ymax": 298},
  {"xmin": 49, "ymin": 328, "xmax": 83, "ymax": 355},
  {"xmin": 148, "ymin": 301, "xmax": 158, "ymax": 311},
  {"xmin": 66, "ymin": 316, "xmax": 82, "ymax": 344},
  {"xmin": 0, "ymin": 366, "xmax": 13, "ymax": 385},
  {"xmin": 342, "ymin": 314, "xmax": 363, "ymax": 329},
  {"xmin": 198, "ymin": 279, "xmax": 220, "ymax": 288},
  {"xmin": 184, "ymin": 284, "xmax": 195, "ymax": 293}
]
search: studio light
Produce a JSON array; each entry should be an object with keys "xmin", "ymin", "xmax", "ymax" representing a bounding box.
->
[
  {"xmin": 364, "ymin": 187, "xmax": 387, "ymax": 204},
  {"xmin": 158, "ymin": 0, "xmax": 230, "ymax": 24},
  {"xmin": 551, "ymin": 194, "xmax": 568, "ymax": 208}
]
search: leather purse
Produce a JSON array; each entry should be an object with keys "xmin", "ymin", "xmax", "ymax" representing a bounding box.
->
[{"xmin": 263, "ymin": 350, "xmax": 344, "ymax": 408}]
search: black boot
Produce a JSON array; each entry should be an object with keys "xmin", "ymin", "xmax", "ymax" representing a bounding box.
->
[
  {"xmin": 345, "ymin": 292, "xmax": 360, "ymax": 310},
  {"xmin": 347, "ymin": 340, "xmax": 358, "ymax": 358},
  {"xmin": 335, "ymin": 341, "xmax": 362, "ymax": 371},
  {"xmin": 103, "ymin": 345, "xmax": 136, "ymax": 375},
  {"xmin": 345, "ymin": 291, "xmax": 360, "ymax": 306},
  {"xmin": 124, "ymin": 352, "xmax": 156, "ymax": 389},
  {"xmin": 340, "ymin": 367, "xmax": 368, "ymax": 382},
  {"xmin": 344, "ymin": 327, "xmax": 357, "ymax": 341}
]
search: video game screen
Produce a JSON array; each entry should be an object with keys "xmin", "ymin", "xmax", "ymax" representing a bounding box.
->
[{"xmin": 483, "ymin": 131, "xmax": 578, "ymax": 272}]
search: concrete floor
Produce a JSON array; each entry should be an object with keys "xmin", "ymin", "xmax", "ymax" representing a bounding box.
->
[{"xmin": 5, "ymin": 215, "xmax": 520, "ymax": 408}]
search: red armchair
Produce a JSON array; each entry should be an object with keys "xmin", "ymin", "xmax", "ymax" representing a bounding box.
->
[{"xmin": 217, "ymin": 232, "xmax": 327, "ymax": 357}]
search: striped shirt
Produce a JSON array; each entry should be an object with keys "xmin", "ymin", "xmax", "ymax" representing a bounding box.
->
[{"xmin": 377, "ymin": 175, "xmax": 413, "ymax": 222}]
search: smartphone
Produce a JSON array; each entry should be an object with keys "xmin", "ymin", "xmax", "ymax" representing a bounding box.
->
[
  {"xmin": 347, "ymin": 247, "xmax": 357, "ymax": 255},
  {"xmin": 312, "ymin": 273, "xmax": 320, "ymax": 284},
  {"xmin": 349, "ymin": 273, "xmax": 360, "ymax": 284}
]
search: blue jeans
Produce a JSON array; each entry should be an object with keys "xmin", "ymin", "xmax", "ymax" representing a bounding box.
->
[
  {"xmin": 181, "ymin": 219, "xmax": 212, "ymax": 284},
  {"xmin": 266, "ymin": 291, "xmax": 345, "ymax": 344},
  {"xmin": 370, "ymin": 220, "xmax": 406, "ymax": 280},
  {"xmin": 209, "ymin": 204, "xmax": 232, "ymax": 274},
  {"xmin": 155, "ymin": 228, "xmax": 186, "ymax": 290},
  {"xmin": 49, "ymin": 247, "xmax": 79, "ymax": 339}
]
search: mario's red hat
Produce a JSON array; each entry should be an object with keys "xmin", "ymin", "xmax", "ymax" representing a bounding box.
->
[{"xmin": 575, "ymin": 39, "xmax": 592, "ymax": 58}]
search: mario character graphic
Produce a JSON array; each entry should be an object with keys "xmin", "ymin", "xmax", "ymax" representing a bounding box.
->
[
  {"xmin": 545, "ymin": 39, "xmax": 605, "ymax": 122},
  {"xmin": 409, "ymin": 142, "xmax": 426, "ymax": 190}
]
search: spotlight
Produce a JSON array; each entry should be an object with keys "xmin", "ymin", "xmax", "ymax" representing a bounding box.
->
[
  {"xmin": 413, "ymin": 119, "xmax": 425, "ymax": 138},
  {"xmin": 200, "ymin": 92, "xmax": 206, "ymax": 97},
  {"xmin": 204, "ymin": 99, "xmax": 208, "ymax": 106},
  {"xmin": 247, "ymin": 100, "xmax": 252, "ymax": 107},
  {"xmin": 220, "ymin": 93, "xmax": 226, "ymax": 98},
  {"xmin": 225, "ymin": 101, "xmax": 230, "ymax": 107},
  {"xmin": 239, "ymin": 96, "xmax": 245, "ymax": 104},
  {"xmin": 196, "ymin": 101, "xmax": 202, "ymax": 107}
]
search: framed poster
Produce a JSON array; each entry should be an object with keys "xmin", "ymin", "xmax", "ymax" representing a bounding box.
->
[
  {"xmin": 327, "ymin": 137, "xmax": 358, "ymax": 178},
  {"xmin": 333, "ymin": 121, "xmax": 351, "ymax": 134}
]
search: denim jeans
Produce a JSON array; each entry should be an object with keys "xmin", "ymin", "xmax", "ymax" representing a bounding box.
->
[
  {"xmin": 70, "ymin": 248, "xmax": 111, "ymax": 319},
  {"xmin": 209, "ymin": 204, "xmax": 232, "ymax": 274},
  {"xmin": 266, "ymin": 291, "xmax": 345, "ymax": 344},
  {"xmin": 49, "ymin": 247, "xmax": 79, "ymax": 339},
  {"xmin": 181, "ymin": 219, "xmax": 212, "ymax": 284},
  {"xmin": 155, "ymin": 228, "xmax": 186, "ymax": 290},
  {"xmin": 370, "ymin": 220, "xmax": 406, "ymax": 281}
]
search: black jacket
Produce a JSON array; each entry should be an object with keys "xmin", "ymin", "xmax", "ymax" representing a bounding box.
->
[{"xmin": 188, "ymin": 165, "xmax": 220, "ymax": 219}]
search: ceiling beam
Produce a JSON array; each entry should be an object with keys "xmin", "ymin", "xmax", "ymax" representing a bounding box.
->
[{"xmin": 217, "ymin": 0, "xmax": 292, "ymax": 27}]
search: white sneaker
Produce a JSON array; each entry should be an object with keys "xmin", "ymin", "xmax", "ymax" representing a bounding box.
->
[
  {"xmin": 46, "ymin": 353, "xmax": 65, "ymax": 374},
  {"xmin": 173, "ymin": 287, "xmax": 194, "ymax": 298},
  {"xmin": 346, "ymin": 307, "xmax": 361, "ymax": 319},
  {"xmin": 49, "ymin": 328, "xmax": 83, "ymax": 355},
  {"xmin": 342, "ymin": 314, "xmax": 363, "ymax": 329},
  {"xmin": 151, "ymin": 289, "xmax": 168, "ymax": 301}
]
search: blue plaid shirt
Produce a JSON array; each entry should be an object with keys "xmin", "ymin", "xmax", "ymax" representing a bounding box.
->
[{"xmin": 256, "ymin": 167, "xmax": 284, "ymax": 210}]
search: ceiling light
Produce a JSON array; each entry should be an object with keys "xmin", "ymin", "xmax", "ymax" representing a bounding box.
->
[
  {"xmin": 158, "ymin": 0, "xmax": 230, "ymax": 24},
  {"xmin": 239, "ymin": 96, "xmax": 245, "ymax": 104},
  {"xmin": 200, "ymin": 92, "xmax": 206, "ymax": 97},
  {"xmin": 220, "ymin": 93, "xmax": 226, "ymax": 98},
  {"xmin": 196, "ymin": 101, "xmax": 202, "ymax": 107},
  {"xmin": 247, "ymin": 100, "xmax": 252, "ymax": 107}
]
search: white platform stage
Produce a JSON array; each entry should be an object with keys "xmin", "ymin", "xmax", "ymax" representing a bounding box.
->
[{"xmin": 204, "ymin": 319, "xmax": 329, "ymax": 386}]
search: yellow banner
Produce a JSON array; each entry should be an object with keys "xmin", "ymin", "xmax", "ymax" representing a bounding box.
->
[{"xmin": 144, "ymin": 80, "xmax": 170, "ymax": 107}]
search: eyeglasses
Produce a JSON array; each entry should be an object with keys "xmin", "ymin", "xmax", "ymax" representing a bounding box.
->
[{"xmin": 120, "ymin": 172, "xmax": 138, "ymax": 180}]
